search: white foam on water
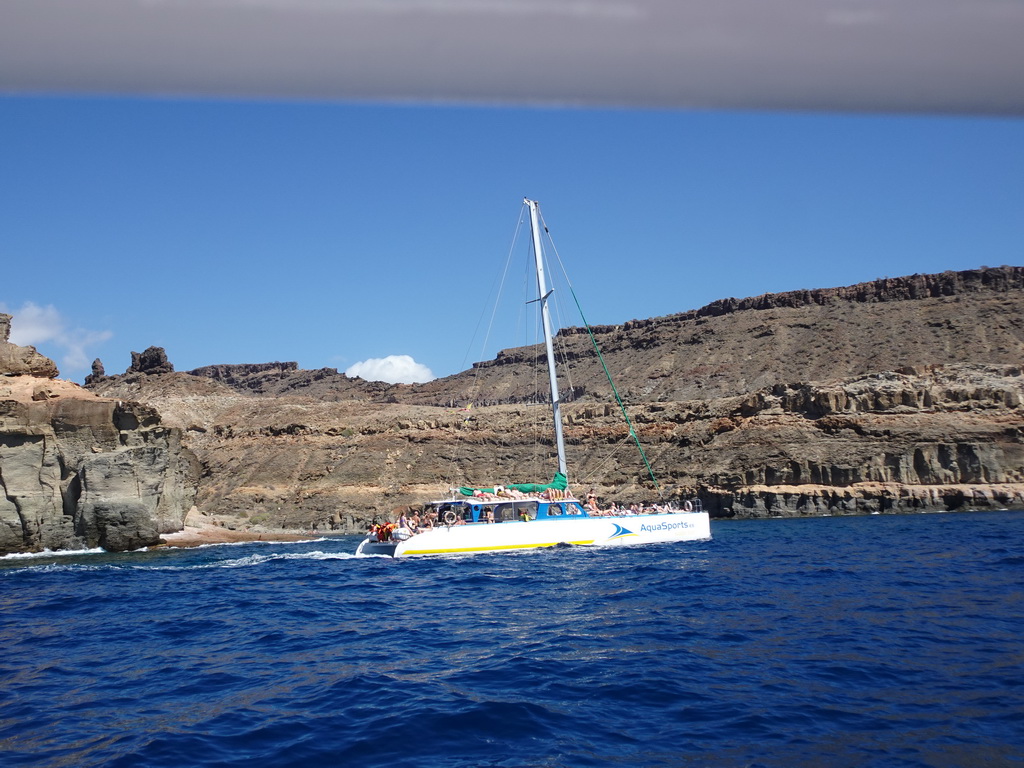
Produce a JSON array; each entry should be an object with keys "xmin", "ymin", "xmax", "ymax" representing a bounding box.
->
[
  {"xmin": 214, "ymin": 550, "xmax": 360, "ymax": 568},
  {"xmin": 4, "ymin": 544, "xmax": 362, "ymax": 574},
  {"xmin": 1, "ymin": 547, "xmax": 106, "ymax": 560},
  {"xmin": 170, "ymin": 538, "xmax": 289, "ymax": 551},
  {"xmin": 155, "ymin": 536, "xmax": 333, "ymax": 553},
  {"xmin": 142, "ymin": 549, "xmax": 362, "ymax": 572}
]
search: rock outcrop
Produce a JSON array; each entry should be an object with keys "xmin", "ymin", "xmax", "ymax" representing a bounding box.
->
[
  {"xmin": 128, "ymin": 346, "xmax": 174, "ymax": 375},
  {"xmin": 0, "ymin": 343, "xmax": 199, "ymax": 555},
  {"xmin": 83, "ymin": 358, "xmax": 108, "ymax": 386},
  {"xmin": 187, "ymin": 362, "xmax": 395, "ymax": 400},
  {"xmin": 0, "ymin": 314, "xmax": 59, "ymax": 379}
]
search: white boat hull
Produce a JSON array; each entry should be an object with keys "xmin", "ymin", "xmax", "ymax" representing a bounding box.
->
[{"xmin": 357, "ymin": 511, "xmax": 710, "ymax": 558}]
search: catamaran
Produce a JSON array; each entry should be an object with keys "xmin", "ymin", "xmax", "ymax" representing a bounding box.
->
[{"xmin": 356, "ymin": 199, "xmax": 711, "ymax": 557}]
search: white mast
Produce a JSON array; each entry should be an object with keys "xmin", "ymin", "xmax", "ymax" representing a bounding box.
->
[{"xmin": 525, "ymin": 198, "xmax": 568, "ymax": 479}]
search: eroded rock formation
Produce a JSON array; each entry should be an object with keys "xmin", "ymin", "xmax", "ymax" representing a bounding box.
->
[
  {"xmin": 0, "ymin": 342, "xmax": 198, "ymax": 555},
  {"xmin": 83, "ymin": 358, "xmax": 108, "ymax": 386},
  {"xmin": 0, "ymin": 313, "xmax": 59, "ymax": 379},
  {"xmin": 128, "ymin": 346, "xmax": 174, "ymax": 375}
]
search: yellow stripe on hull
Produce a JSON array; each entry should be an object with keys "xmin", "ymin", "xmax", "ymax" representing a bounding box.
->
[{"xmin": 401, "ymin": 539, "xmax": 596, "ymax": 556}]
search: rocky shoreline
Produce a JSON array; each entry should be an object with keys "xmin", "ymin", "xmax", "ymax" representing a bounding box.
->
[{"xmin": 699, "ymin": 482, "xmax": 1024, "ymax": 518}]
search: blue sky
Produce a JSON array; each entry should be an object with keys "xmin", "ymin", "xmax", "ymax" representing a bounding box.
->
[{"xmin": 2, "ymin": 96, "xmax": 1022, "ymax": 383}]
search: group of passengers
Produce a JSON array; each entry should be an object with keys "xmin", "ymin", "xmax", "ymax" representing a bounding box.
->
[
  {"xmin": 585, "ymin": 490, "xmax": 689, "ymax": 516},
  {"xmin": 398, "ymin": 510, "xmax": 439, "ymax": 534},
  {"xmin": 368, "ymin": 490, "xmax": 694, "ymax": 541},
  {"xmin": 589, "ymin": 502, "xmax": 676, "ymax": 516},
  {"xmin": 367, "ymin": 510, "xmax": 438, "ymax": 542}
]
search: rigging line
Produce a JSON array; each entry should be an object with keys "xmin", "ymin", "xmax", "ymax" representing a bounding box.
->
[
  {"xmin": 539, "ymin": 209, "xmax": 662, "ymax": 496},
  {"xmin": 576, "ymin": 432, "xmax": 634, "ymax": 486},
  {"xmin": 468, "ymin": 207, "xmax": 527, "ymax": 387},
  {"xmin": 576, "ymin": 414, "xmax": 660, "ymax": 487},
  {"xmin": 443, "ymin": 206, "xmax": 528, "ymax": 491},
  {"xmin": 550, "ymin": 283, "xmax": 578, "ymax": 402}
]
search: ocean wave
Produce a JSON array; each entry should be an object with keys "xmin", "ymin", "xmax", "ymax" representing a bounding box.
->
[
  {"xmin": 134, "ymin": 549, "xmax": 362, "ymax": 572},
  {"xmin": 1, "ymin": 547, "xmax": 106, "ymax": 560}
]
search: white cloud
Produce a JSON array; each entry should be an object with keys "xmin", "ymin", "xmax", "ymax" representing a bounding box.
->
[
  {"xmin": 345, "ymin": 355, "xmax": 434, "ymax": 384},
  {"xmin": 1, "ymin": 302, "xmax": 113, "ymax": 376}
]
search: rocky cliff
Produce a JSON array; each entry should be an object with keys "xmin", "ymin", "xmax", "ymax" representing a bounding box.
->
[
  {"xmin": 0, "ymin": 316, "xmax": 199, "ymax": 554},
  {"xmin": 403, "ymin": 266, "xmax": 1024, "ymax": 406},
  {"xmin": 84, "ymin": 267, "xmax": 1024, "ymax": 531},
  {"xmin": 0, "ymin": 314, "xmax": 58, "ymax": 378}
]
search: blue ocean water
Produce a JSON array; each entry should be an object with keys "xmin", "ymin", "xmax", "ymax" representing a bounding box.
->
[{"xmin": 2, "ymin": 511, "xmax": 1022, "ymax": 768}]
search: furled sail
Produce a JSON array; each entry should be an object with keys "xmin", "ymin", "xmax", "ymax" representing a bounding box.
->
[{"xmin": 458, "ymin": 472, "xmax": 567, "ymax": 497}]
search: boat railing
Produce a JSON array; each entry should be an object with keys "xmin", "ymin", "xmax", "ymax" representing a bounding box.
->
[{"xmin": 435, "ymin": 493, "xmax": 703, "ymax": 513}]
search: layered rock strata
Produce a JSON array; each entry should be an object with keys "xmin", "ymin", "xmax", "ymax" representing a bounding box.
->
[
  {"xmin": 82, "ymin": 267, "xmax": 1024, "ymax": 531},
  {"xmin": 88, "ymin": 364, "xmax": 1024, "ymax": 531},
  {"xmin": 0, "ymin": 330, "xmax": 199, "ymax": 555},
  {"xmin": 405, "ymin": 266, "xmax": 1024, "ymax": 406}
]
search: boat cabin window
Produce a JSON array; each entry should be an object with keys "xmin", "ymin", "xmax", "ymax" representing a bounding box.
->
[
  {"xmin": 513, "ymin": 502, "xmax": 538, "ymax": 521},
  {"xmin": 475, "ymin": 505, "xmax": 499, "ymax": 523},
  {"xmin": 546, "ymin": 503, "xmax": 565, "ymax": 518},
  {"xmin": 434, "ymin": 503, "xmax": 471, "ymax": 525}
]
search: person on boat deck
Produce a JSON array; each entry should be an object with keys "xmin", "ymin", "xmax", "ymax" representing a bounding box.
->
[
  {"xmin": 485, "ymin": 508, "xmax": 495, "ymax": 524},
  {"xmin": 586, "ymin": 490, "xmax": 599, "ymax": 513},
  {"xmin": 398, "ymin": 511, "xmax": 410, "ymax": 530},
  {"xmin": 519, "ymin": 509, "xmax": 531, "ymax": 522}
]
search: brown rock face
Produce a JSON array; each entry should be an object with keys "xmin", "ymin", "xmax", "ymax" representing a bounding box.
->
[
  {"xmin": 83, "ymin": 267, "xmax": 1024, "ymax": 532},
  {"xmin": 404, "ymin": 266, "xmax": 1024, "ymax": 406},
  {"xmin": 0, "ymin": 314, "xmax": 59, "ymax": 378},
  {"xmin": 187, "ymin": 362, "xmax": 394, "ymax": 400},
  {"xmin": 0, "ymin": 339, "xmax": 199, "ymax": 555}
]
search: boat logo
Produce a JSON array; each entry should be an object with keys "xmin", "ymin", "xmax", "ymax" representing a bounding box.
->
[{"xmin": 607, "ymin": 524, "xmax": 637, "ymax": 541}]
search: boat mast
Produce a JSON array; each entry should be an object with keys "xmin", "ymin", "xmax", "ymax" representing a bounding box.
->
[{"xmin": 525, "ymin": 198, "xmax": 568, "ymax": 479}]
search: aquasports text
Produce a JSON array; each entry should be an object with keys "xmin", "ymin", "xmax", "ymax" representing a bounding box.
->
[{"xmin": 639, "ymin": 521, "xmax": 693, "ymax": 533}]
